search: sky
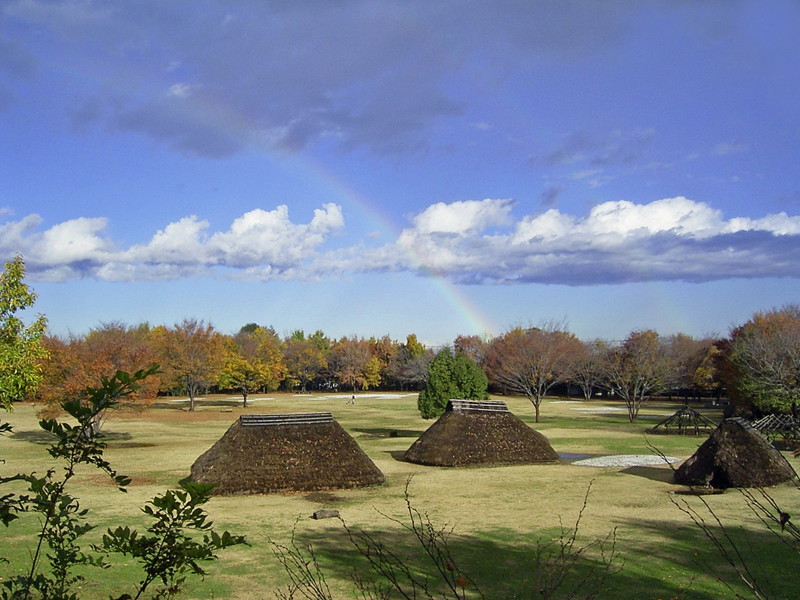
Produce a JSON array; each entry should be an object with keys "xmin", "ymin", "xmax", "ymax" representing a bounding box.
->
[{"xmin": 2, "ymin": 0, "xmax": 800, "ymax": 345}]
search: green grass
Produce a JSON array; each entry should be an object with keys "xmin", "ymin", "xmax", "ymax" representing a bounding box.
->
[{"xmin": 2, "ymin": 393, "xmax": 799, "ymax": 599}]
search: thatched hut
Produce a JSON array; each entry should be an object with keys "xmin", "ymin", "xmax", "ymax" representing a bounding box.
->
[
  {"xmin": 403, "ymin": 400, "xmax": 559, "ymax": 467},
  {"xmin": 674, "ymin": 417, "xmax": 797, "ymax": 489},
  {"xmin": 190, "ymin": 413, "xmax": 385, "ymax": 494}
]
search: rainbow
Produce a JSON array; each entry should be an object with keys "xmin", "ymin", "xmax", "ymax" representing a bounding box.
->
[
  {"xmin": 51, "ymin": 53, "xmax": 499, "ymax": 339},
  {"xmin": 285, "ymin": 152, "xmax": 499, "ymax": 339}
]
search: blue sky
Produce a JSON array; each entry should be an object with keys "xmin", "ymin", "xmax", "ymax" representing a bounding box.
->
[{"xmin": 2, "ymin": 1, "xmax": 799, "ymax": 345}]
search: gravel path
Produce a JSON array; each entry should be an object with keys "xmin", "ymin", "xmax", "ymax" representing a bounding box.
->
[{"xmin": 572, "ymin": 454, "xmax": 682, "ymax": 467}]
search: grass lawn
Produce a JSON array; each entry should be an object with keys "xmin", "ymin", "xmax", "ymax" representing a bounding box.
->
[{"xmin": 2, "ymin": 393, "xmax": 799, "ymax": 599}]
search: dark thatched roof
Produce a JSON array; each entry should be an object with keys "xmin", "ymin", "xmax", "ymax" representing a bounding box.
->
[
  {"xmin": 189, "ymin": 413, "xmax": 385, "ymax": 495},
  {"xmin": 674, "ymin": 417, "xmax": 797, "ymax": 489},
  {"xmin": 403, "ymin": 400, "xmax": 559, "ymax": 467}
]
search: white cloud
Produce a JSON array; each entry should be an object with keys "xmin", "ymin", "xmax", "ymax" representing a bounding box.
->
[
  {"xmin": 33, "ymin": 217, "xmax": 113, "ymax": 263},
  {"xmin": 387, "ymin": 196, "xmax": 800, "ymax": 284},
  {"xmin": 3, "ymin": 197, "xmax": 800, "ymax": 285},
  {"xmin": 724, "ymin": 213, "xmax": 800, "ymax": 235},
  {"xmin": 208, "ymin": 204, "xmax": 343, "ymax": 267},
  {"xmin": 3, "ymin": 204, "xmax": 344, "ymax": 281},
  {"xmin": 167, "ymin": 83, "xmax": 195, "ymax": 98},
  {"xmin": 404, "ymin": 198, "xmax": 513, "ymax": 236},
  {"xmin": 126, "ymin": 216, "xmax": 209, "ymax": 264}
]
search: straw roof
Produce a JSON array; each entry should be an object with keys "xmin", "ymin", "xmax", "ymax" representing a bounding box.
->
[
  {"xmin": 403, "ymin": 400, "xmax": 559, "ymax": 467},
  {"xmin": 189, "ymin": 413, "xmax": 385, "ymax": 494},
  {"xmin": 674, "ymin": 417, "xmax": 797, "ymax": 489}
]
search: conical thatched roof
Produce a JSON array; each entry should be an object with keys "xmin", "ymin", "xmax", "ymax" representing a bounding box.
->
[
  {"xmin": 403, "ymin": 400, "xmax": 559, "ymax": 467},
  {"xmin": 674, "ymin": 417, "xmax": 797, "ymax": 489},
  {"xmin": 190, "ymin": 413, "xmax": 385, "ymax": 495}
]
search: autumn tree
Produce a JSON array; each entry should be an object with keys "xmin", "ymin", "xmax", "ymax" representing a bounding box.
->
[
  {"xmin": 453, "ymin": 334, "xmax": 487, "ymax": 367},
  {"xmin": 728, "ymin": 305, "xmax": 800, "ymax": 414},
  {"xmin": 485, "ymin": 324, "xmax": 583, "ymax": 422},
  {"xmin": 570, "ymin": 339, "xmax": 608, "ymax": 401},
  {"xmin": 692, "ymin": 341, "xmax": 726, "ymax": 399},
  {"xmin": 155, "ymin": 319, "xmax": 226, "ymax": 411},
  {"xmin": 417, "ymin": 347, "xmax": 488, "ymax": 419},
  {"xmin": 250, "ymin": 325, "xmax": 287, "ymax": 391},
  {"xmin": 330, "ymin": 336, "xmax": 382, "ymax": 391},
  {"xmin": 219, "ymin": 326, "xmax": 286, "ymax": 407},
  {"xmin": 284, "ymin": 330, "xmax": 328, "ymax": 392},
  {"xmin": 368, "ymin": 335, "xmax": 398, "ymax": 388},
  {"xmin": 0, "ymin": 256, "xmax": 48, "ymax": 409},
  {"xmin": 661, "ymin": 333, "xmax": 717, "ymax": 401},
  {"xmin": 602, "ymin": 329, "xmax": 672, "ymax": 422},
  {"xmin": 391, "ymin": 334, "xmax": 432, "ymax": 390},
  {"xmin": 37, "ymin": 322, "xmax": 160, "ymax": 428}
]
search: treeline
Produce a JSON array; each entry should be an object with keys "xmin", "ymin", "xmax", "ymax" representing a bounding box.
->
[{"xmin": 36, "ymin": 304, "xmax": 800, "ymax": 422}]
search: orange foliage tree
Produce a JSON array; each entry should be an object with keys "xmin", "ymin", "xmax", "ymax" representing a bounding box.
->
[
  {"xmin": 154, "ymin": 319, "xmax": 226, "ymax": 411},
  {"xmin": 728, "ymin": 305, "xmax": 800, "ymax": 414},
  {"xmin": 485, "ymin": 324, "xmax": 583, "ymax": 422},
  {"xmin": 37, "ymin": 322, "xmax": 160, "ymax": 429}
]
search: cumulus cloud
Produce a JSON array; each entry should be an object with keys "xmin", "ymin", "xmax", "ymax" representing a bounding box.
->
[
  {"xmin": 404, "ymin": 199, "xmax": 514, "ymax": 236},
  {"xmin": 388, "ymin": 196, "xmax": 800, "ymax": 284},
  {"xmin": 4, "ymin": 204, "xmax": 344, "ymax": 281},
  {"xmin": 3, "ymin": 197, "xmax": 800, "ymax": 285}
]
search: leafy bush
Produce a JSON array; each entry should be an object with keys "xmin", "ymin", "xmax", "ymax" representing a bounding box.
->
[{"xmin": 0, "ymin": 368, "xmax": 246, "ymax": 600}]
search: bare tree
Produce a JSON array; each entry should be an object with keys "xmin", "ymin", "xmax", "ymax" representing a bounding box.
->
[{"xmin": 390, "ymin": 334, "xmax": 433, "ymax": 391}]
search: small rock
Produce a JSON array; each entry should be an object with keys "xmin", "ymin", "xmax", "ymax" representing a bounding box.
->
[{"xmin": 312, "ymin": 509, "xmax": 340, "ymax": 520}]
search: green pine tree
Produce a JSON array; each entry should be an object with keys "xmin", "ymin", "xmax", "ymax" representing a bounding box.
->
[{"xmin": 417, "ymin": 347, "xmax": 488, "ymax": 418}]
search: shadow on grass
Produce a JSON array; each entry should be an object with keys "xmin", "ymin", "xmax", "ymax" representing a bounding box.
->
[
  {"xmin": 619, "ymin": 465, "xmax": 676, "ymax": 483},
  {"xmin": 353, "ymin": 427, "xmax": 423, "ymax": 439},
  {"xmin": 11, "ymin": 430, "xmax": 133, "ymax": 445},
  {"xmin": 387, "ymin": 450, "xmax": 412, "ymax": 462},
  {"xmin": 614, "ymin": 509, "xmax": 800, "ymax": 600},
  {"xmin": 9, "ymin": 429, "xmax": 54, "ymax": 444},
  {"xmin": 272, "ymin": 503, "xmax": 800, "ymax": 600}
]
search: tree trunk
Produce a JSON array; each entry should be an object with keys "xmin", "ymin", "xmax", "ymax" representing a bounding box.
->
[
  {"xmin": 530, "ymin": 396, "xmax": 541, "ymax": 422},
  {"xmin": 242, "ymin": 388, "xmax": 248, "ymax": 408}
]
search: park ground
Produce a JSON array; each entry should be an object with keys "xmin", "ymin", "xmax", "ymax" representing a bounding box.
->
[{"xmin": 2, "ymin": 392, "xmax": 799, "ymax": 599}]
